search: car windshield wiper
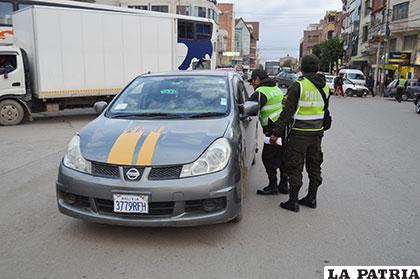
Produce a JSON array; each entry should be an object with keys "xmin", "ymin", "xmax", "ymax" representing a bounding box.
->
[
  {"xmin": 187, "ymin": 112, "xmax": 228, "ymax": 119},
  {"xmin": 110, "ymin": 113, "xmax": 186, "ymax": 119}
]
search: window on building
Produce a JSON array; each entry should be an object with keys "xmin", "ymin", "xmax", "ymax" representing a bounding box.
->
[
  {"xmin": 392, "ymin": 2, "xmax": 409, "ymax": 21},
  {"xmin": 364, "ymin": 0, "xmax": 371, "ymax": 17},
  {"xmin": 328, "ymin": 16, "xmax": 336, "ymax": 23},
  {"xmin": 151, "ymin": 5, "xmax": 169, "ymax": 13},
  {"xmin": 328, "ymin": 30, "xmax": 334, "ymax": 40},
  {"xmin": 362, "ymin": 25, "xmax": 368, "ymax": 42},
  {"xmin": 178, "ymin": 20, "xmax": 194, "ymax": 40},
  {"xmin": 177, "ymin": 5, "xmax": 191, "ymax": 16},
  {"xmin": 0, "ymin": 2, "xmax": 13, "ymax": 26},
  {"xmin": 389, "ymin": 38, "xmax": 397, "ymax": 52},
  {"xmin": 128, "ymin": 5, "xmax": 148, "ymax": 10},
  {"xmin": 196, "ymin": 23, "xmax": 212, "ymax": 40},
  {"xmin": 403, "ymin": 35, "xmax": 417, "ymax": 51},
  {"xmin": 195, "ymin": 6, "xmax": 206, "ymax": 18}
]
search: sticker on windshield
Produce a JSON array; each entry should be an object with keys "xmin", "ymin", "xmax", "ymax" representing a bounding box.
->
[
  {"xmin": 160, "ymin": 89, "xmax": 177, "ymax": 95},
  {"xmin": 115, "ymin": 103, "xmax": 128, "ymax": 110},
  {"xmin": 220, "ymin": 98, "xmax": 227, "ymax": 106}
]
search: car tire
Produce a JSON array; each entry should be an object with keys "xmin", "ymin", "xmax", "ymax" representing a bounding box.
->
[
  {"xmin": 357, "ymin": 91, "xmax": 364, "ymax": 97},
  {"xmin": 229, "ymin": 211, "xmax": 242, "ymax": 223},
  {"xmin": 0, "ymin": 99, "xmax": 25, "ymax": 126},
  {"xmin": 402, "ymin": 93, "xmax": 409, "ymax": 102},
  {"xmin": 345, "ymin": 89, "xmax": 353, "ymax": 97},
  {"xmin": 416, "ymin": 101, "xmax": 420, "ymax": 114}
]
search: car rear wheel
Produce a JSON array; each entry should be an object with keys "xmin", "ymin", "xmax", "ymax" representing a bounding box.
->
[
  {"xmin": 0, "ymin": 99, "xmax": 25, "ymax": 126},
  {"xmin": 357, "ymin": 91, "xmax": 364, "ymax": 97}
]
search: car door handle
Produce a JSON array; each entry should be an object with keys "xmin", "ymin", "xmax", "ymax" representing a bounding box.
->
[{"xmin": 12, "ymin": 82, "xmax": 21, "ymax": 87}]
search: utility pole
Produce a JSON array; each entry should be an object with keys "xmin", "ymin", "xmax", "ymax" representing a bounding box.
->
[
  {"xmin": 374, "ymin": 42, "xmax": 381, "ymax": 95},
  {"xmin": 380, "ymin": 0, "xmax": 392, "ymax": 96}
]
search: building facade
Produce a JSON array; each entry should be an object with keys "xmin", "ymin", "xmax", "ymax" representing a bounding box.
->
[
  {"xmin": 217, "ymin": 2, "xmax": 235, "ymax": 65},
  {"xmin": 299, "ymin": 10, "xmax": 342, "ymax": 60},
  {"xmin": 111, "ymin": 0, "xmax": 219, "ymax": 21},
  {"xmin": 341, "ymin": 0, "xmax": 362, "ymax": 65},
  {"xmin": 300, "ymin": 23, "xmax": 323, "ymax": 58},
  {"xmin": 388, "ymin": 0, "xmax": 420, "ymax": 78},
  {"xmin": 245, "ymin": 21, "xmax": 259, "ymax": 70},
  {"xmin": 233, "ymin": 18, "xmax": 251, "ymax": 67}
]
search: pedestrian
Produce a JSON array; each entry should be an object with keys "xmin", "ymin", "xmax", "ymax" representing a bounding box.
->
[
  {"xmin": 248, "ymin": 69, "xmax": 289, "ymax": 195},
  {"xmin": 396, "ymin": 75, "xmax": 407, "ymax": 103},
  {"xmin": 366, "ymin": 74, "xmax": 375, "ymax": 97},
  {"xmin": 333, "ymin": 73, "xmax": 345, "ymax": 96},
  {"xmin": 269, "ymin": 55, "xmax": 330, "ymax": 212}
]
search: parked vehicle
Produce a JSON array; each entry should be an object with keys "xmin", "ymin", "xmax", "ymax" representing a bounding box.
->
[
  {"xmin": 56, "ymin": 71, "xmax": 259, "ymax": 226},
  {"xmin": 325, "ymin": 75, "xmax": 368, "ymax": 97},
  {"xmin": 338, "ymin": 69, "xmax": 366, "ymax": 86},
  {"xmin": 0, "ymin": 4, "xmax": 217, "ymax": 126},
  {"xmin": 265, "ymin": 60, "xmax": 280, "ymax": 78},
  {"xmin": 276, "ymin": 71, "xmax": 299, "ymax": 88},
  {"xmin": 384, "ymin": 79, "xmax": 417, "ymax": 101},
  {"xmin": 414, "ymin": 90, "xmax": 420, "ymax": 114},
  {"xmin": 385, "ymin": 79, "xmax": 398, "ymax": 98},
  {"xmin": 404, "ymin": 80, "xmax": 419, "ymax": 101}
]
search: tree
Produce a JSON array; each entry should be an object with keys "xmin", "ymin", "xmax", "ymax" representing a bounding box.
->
[{"xmin": 312, "ymin": 37, "xmax": 344, "ymax": 73}]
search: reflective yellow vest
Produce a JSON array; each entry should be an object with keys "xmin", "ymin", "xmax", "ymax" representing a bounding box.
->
[
  {"xmin": 256, "ymin": 86, "xmax": 284, "ymax": 128},
  {"xmin": 292, "ymin": 78, "xmax": 329, "ymax": 132}
]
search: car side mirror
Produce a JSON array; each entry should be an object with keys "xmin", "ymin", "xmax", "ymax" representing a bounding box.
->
[
  {"xmin": 94, "ymin": 101, "xmax": 108, "ymax": 114},
  {"xmin": 242, "ymin": 101, "xmax": 259, "ymax": 117}
]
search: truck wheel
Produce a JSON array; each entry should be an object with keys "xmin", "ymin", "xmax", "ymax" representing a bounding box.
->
[
  {"xmin": 416, "ymin": 102, "xmax": 420, "ymax": 114},
  {"xmin": 0, "ymin": 99, "xmax": 25, "ymax": 126}
]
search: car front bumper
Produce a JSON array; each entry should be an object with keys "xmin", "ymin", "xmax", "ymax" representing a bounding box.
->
[{"xmin": 56, "ymin": 163, "xmax": 242, "ymax": 227}]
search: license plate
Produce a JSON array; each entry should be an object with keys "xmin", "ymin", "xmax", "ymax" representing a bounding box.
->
[{"xmin": 113, "ymin": 194, "xmax": 149, "ymax": 214}]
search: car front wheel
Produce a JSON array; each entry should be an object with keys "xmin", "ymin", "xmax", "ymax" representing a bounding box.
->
[{"xmin": 345, "ymin": 89, "xmax": 354, "ymax": 97}]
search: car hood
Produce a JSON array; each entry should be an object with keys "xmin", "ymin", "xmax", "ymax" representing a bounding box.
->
[{"xmin": 79, "ymin": 116, "xmax": 230, "ymax": 166}]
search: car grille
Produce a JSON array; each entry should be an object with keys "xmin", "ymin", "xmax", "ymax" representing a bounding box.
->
[
  {"xmin": 95, "ymin": 198, "xmax": 175, "ymax": 217},
  {"xmin": 148, "ymin": 166, "xmax": 182, "ymax": 180},
  {"xmin": 92, "ymin": 162, "xmax": 120, "ymax": 178}
]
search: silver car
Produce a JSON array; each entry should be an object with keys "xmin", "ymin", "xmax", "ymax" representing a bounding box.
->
[{"xmin": 56, "ymin": 71, "xmax": 259, "ymax": 227}]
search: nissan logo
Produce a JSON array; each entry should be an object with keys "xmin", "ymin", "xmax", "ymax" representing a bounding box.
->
[{"xmin": 126, "ymin": 168, "xmax": 140, "ymax": 181}]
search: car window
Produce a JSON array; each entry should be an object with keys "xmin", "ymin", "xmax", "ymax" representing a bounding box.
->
[
  {"xmin": 347, "ymin": 73, "xmax": 365, "ymax": 80},
  {"xmin": 237, "ymin": 81, "xmax": 248, "ymax": 104},
  {"xmin": 108, "ymin": 76, "xmax": 229, "ymax": 116}
]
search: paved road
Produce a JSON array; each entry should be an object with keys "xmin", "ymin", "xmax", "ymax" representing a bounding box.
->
[{"xmin": 1, "ymin": 98, "xmax": 419, "ymax": 279}]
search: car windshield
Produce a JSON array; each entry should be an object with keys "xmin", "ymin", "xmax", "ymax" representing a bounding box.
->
[
  {"xmin": 107, "ymin": 76, "xmax": 229, "ymax": 118},
  {"xmin": 347, "ymin": 73, "xmax": 365, "ymax": 80}
]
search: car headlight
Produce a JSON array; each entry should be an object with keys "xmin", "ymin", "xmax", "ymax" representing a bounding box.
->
[
  {"xmin": 63, "ymin": 135, "xmax": 91, "ymax": 174},
  {"xmin": 180, "ymin": 138, "xmax": 231, "ymax": 178}
]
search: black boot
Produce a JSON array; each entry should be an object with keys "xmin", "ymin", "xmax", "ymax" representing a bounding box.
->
[
  {"xmin": 299, "ymin": 185, "xmax": 318, "ymax": 209},
  {"xmin": 278, "ymin": 175, "xmax": 289, "ymax": 194},
  {"xmin": 257, "ymin": 176, "xmax": 279, "ymax": 195},
  {"xmin": 280, "ymin": 186, "xmax": 299, "ymax": 212}
]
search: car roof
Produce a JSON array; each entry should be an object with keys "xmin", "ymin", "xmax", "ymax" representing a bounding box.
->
[
  {"xmin": 140, "ymin": 71, "xmax": 235, "ymax": 78},
  {"xmin": 339, "ymin": 69, "xmax": 364, "ymax": 74}
]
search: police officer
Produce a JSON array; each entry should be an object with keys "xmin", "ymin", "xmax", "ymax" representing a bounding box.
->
[
  {"xmin": 270, "ymin": 55, "xmax": 329, "ymax": 212},
  {"xmin": 248, "ymin": 69, "xmax": 289, "ymax": 195},
  {"xmin": 396, "ymin": 75, "xmax": 407, "ymax": 103}
]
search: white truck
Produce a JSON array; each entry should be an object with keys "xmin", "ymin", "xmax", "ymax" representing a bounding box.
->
[{"xmin": 0, "ymin": 4, "xmax": 217, "ymax": 125}]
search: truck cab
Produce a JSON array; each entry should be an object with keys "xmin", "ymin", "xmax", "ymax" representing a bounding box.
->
[{"xmin": 0, "ymin": 45, "xmax": 30, "ymax": 125}]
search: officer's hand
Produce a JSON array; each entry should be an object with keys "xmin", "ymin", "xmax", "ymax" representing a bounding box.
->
[{"xmin": 270, "ymin": 135, "xmax": 279, "ymax": 145}]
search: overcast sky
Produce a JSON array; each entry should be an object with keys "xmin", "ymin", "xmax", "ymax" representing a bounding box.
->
[{"xmin": 221, "ymin": 0, "xmax": 342, "ymax": 62}]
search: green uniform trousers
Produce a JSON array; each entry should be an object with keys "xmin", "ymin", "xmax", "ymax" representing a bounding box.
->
[{"xmin": 284, "ymin": 133, "xmax": 324, "ymax": 201}]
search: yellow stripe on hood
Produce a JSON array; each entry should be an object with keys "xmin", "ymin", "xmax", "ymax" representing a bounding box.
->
[
  {"xmin": 107, "ymin": 129, "xmax": 144, "ymax": 165},
  {"xmin": 136, "ymin": 128, "xmax": 164, "ymax": 166}
]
